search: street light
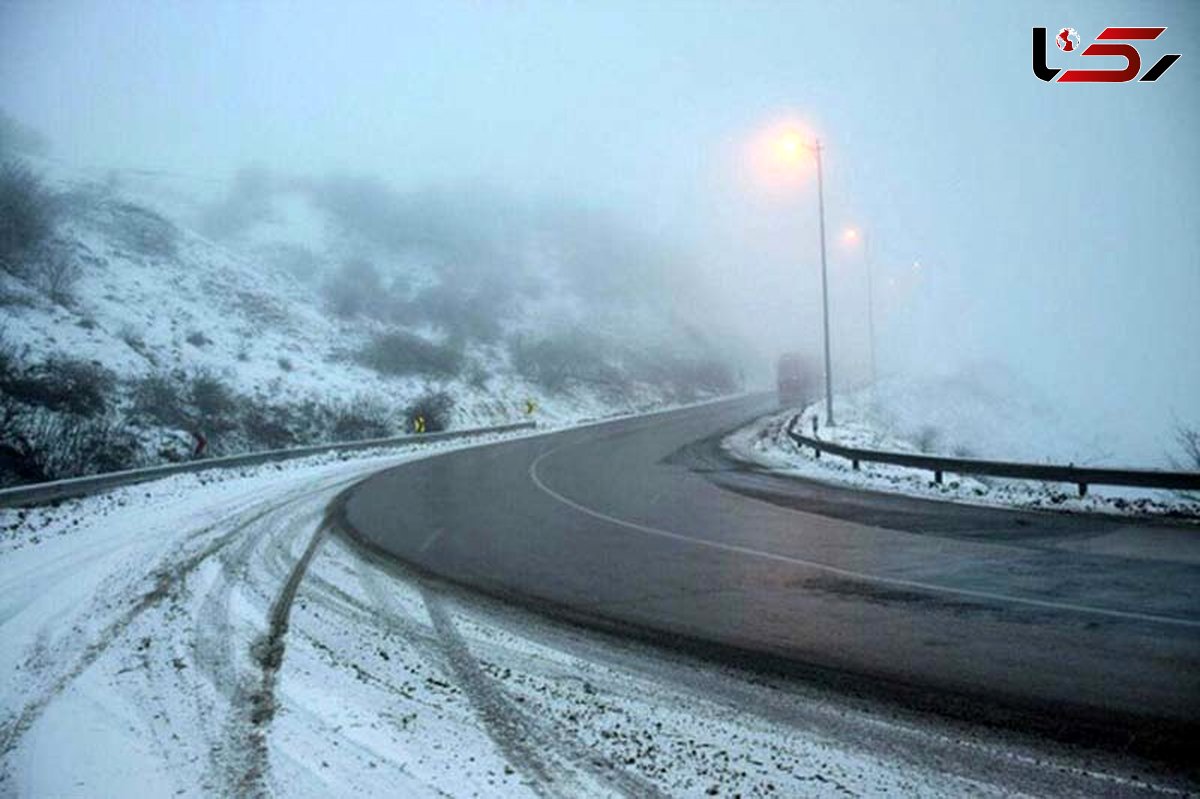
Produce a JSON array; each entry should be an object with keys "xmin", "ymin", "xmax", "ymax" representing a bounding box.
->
[
  {"xmin": 773, "ymin": 130, "xmax": 834, "ymax": 426},
  {"xmin": 812, "ymin": 139, "xmax": 834, "ymax": 426},
  {"xmin": 750, "ymin": 122, "xmax": 837, "ymax": 424},
  {"xmin": 842, "ymin": 226, "xmax": 877, "ymax": 387}
]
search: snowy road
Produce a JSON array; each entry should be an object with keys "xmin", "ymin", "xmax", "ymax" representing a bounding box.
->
[{"xmin": 1, "ymin": 418, "xmax": 1196, "ymax": 796}]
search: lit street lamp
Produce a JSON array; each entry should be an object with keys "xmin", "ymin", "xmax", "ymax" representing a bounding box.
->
[
  {"xmin": 772, "ymin": 129, "xmax": 835, "ymax": 426},
  {"xmin": 813, "ymin": 139, "xmax": 834, "ymax": 426}
]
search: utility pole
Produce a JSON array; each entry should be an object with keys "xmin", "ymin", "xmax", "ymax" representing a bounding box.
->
[{"xmin": 814, "ymin": 139, "xmax": 834, "ymax": 426}]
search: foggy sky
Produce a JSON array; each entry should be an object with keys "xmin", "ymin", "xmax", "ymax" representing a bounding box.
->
[{"xmin": 2, "ymin": 0, "xmax": 1198, "ymax": 461}]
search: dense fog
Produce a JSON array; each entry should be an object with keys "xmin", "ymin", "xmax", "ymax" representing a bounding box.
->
[{"xmin": 1, "ymin": 0, "xmax": 1197, "ymax": 465}]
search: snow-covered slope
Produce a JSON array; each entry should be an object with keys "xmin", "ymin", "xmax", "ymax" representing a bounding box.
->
[{"xmin": 0, "ymin": 159, "xmax": 735, "ymax": 483}]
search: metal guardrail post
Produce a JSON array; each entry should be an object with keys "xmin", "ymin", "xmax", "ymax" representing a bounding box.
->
[
  {"xmin": 0, "ymin": 420, "xmax": 538, "ymax": 509},
  {"xmin": 784, "ymin": 417, "xmax": 1200, "ymax": 497}
]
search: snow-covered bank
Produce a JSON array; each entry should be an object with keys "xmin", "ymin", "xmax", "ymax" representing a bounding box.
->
[
  {"xmin": 0, "ymin": 156, "xmax": 738, "ymax": 487},
  {"xmin": 725, "ymin": 389, "xmax": 1200, "ymax": 518},
  {"xmin": 0, "ymin": 426, "xmax": 1185, "ymax": 797}
]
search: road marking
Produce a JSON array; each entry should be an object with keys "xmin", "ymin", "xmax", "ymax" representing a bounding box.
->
[
  {"xmin": 529, "ymin": 447, "xmax": 1200, "ymax": 630},
  {"xmin": 419, "ymin": 528, "xmax": 445, "ymax": 553}
]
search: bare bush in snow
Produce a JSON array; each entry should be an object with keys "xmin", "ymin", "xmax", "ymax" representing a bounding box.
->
[
  {"xmin": 37, "ymin": 251, "xmax": 82, "ymax": 305},
  {"xmin": 356, "ymin": 330, "xmax": 463, "ymax": 379},
  {"xmin": 0, "ymin": 160, "xmax": 57, "ymax": 275},
  {"xmin": 404, "ymin": 391, "xmax": 455, "ymax": 433},
  {"xmin": 511, "ymin": 333, "xmax": 620, "ymax": 392},
  {"xmin": 189, "ymin": 370, "xmax": 239, "ymax": 431},
  {"xmin": 132, "ymin": 373, "xmax": 190, "ymax": 428},
  {"xmin": 1176, "ymin": 426, "xmax": 1200, "ymax": 471},
  {"xmin": 0, "ymin": 405, "xmax": 139, "ymax": 484},
  {"xmin": 331, "ymin": 396, "xmax": 394, "ymax": 441},
  {"xmin": 0, "ymin": 356, "xmax": 115, "ymax": 417}
]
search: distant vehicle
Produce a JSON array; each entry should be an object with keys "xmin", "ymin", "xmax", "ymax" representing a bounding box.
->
[{"xmin": 776, "ymin": 353, "xmax": 812, "ymax": 403}]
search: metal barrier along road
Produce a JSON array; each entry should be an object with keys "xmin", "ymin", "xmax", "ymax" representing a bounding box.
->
[
  {"xmin": 0, "ymin": 420, "xmax": 537, "ymax": 509},
  {"xmin": 785, "ymin": 416, "xmax": 1200, "ymax": 497}
]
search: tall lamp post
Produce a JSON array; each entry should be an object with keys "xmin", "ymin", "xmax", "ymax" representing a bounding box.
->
[
  {"xmin": 811, "ymin": 139, "xmax": 834, "ymax": 426},
  {"xmin": 766, "ymin": 125, "xmax": 836, "ymax": 426}
]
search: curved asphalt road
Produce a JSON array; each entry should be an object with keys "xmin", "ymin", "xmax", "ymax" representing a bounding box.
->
[{"xmin": 340, "ymin": 395, "xmax": 1200, "ymax": 758}]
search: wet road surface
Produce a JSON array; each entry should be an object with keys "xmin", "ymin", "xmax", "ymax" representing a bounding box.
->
[{"xmin": 341, "ymin": 396, "xmax": 1200, "ymax": 760}]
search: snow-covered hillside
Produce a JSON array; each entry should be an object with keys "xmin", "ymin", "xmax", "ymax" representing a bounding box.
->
[{"xmin": 0, "ymin": 157, "xmax": 737, "ymax": 484}]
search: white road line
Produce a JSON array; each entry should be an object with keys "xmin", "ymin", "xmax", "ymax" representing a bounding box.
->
[
  {"xmin": 418, "ymin": 528, "xmax": 445, "ymax": 554},
  {"xmin": 528, "ymin": 447, "xmax": 1200, "ymax": 630}
]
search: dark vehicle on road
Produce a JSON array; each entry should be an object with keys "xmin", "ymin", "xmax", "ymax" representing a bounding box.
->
[{"xmin": 776, "ymin": 352, "xmax": 812, "ymax": 403}]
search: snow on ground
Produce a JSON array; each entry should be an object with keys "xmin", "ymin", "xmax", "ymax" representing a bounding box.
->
[
  {"xmin": 0, "ymin": 166, "xmax": 603, "ymax": 429},
  {"xmin": 725, "ymin": 386, "xmax": 1200, "ymax": 519},
  {"xmin": 1, "ymin": 421, "xmax": 1190, "ymax": 797},
  {"xmin": 1, "ymin": 157, "xmax": 735, "ymax": 486}
]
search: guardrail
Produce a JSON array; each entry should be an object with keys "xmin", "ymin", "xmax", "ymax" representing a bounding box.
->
[
  {"xmin": 0, "ymin": 420, "xmax": 537, "ymax": 509},
  {"xmin": 785, "ymin": 416, "xmax": 1200, "ymax": 497}
]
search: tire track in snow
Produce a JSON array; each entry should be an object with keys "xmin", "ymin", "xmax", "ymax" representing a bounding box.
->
[
  {"xmin": 237, "ymin": 516, "xmax": 331, "ymax": 795},
  {"xmin": 0, "ymin": 469, "xmax": 379, "ymax": 792},
  {"xmin": 0, "ymin": 504, "xmax": 276, "ymax": 781},
  {"xmin": 221, "ymin": 467, "xmax": 402, "ymax": 794},
  {"xmin": 333, "ymin": 489, "xmax": 671, "ymax": 799},
  {"xmin": 376, "ymin": 567, "xmax": 665, "ymax": 797},
  {"xmin": 419, "ymin": 584, "xmax": 567, "ymax": 798},
  {"xmin": 188, "ymin": 471, "xmax": 381, "ymax": 795}
]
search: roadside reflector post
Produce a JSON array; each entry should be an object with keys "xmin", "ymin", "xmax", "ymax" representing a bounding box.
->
[
  {"xmin": 852, "ymin": 459, "xmax": 860, "ymax": 471},
  {"xmin": 934, "ymin": 470, "xmax": 943, "ymax": 485},
  {"xmin": 1078, "ymin": 482, "xmax": 1088, "ymax": 497}
]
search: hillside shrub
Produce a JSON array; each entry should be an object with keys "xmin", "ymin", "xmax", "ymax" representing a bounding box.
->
[
  {"xmin": 356, "ymin": 331, "xmax": 463, "ymax": 378},
  {"xmin": 0, "ymin": 357, "xmax": 115, "ymax": 417},
  {"xmin": 0, "ymin": 407, "xmax": 138, "ymax": 484},
  {"xmin": 404, "ymin": 391, "xmax": 454, "ymax": 433},
  {"xmin": 241, "ymin": 405, "xmax": 298, "ymax": 450},
  {"xmin": 510, "ymin": 334, "xmax": 619, "ymax": 392},
  {"xmin": 0, "ymin": 160, "xmax": 56, "ymax": 274},
  {"xmin": 331, "ymin": 396, "xmax": 393, "ymax": 441},
  {"xmin": 189, "ymin": 370, "xmax": 239, "ymax": 430},
  {"xmin": 132, "ymin": 373, "xmax": 189, "ymax": 428},
  {"xmin": 38, "ymin": 251, "xmax": 81, "ymax": 305}
]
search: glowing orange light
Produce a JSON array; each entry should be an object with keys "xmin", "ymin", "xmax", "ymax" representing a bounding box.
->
[
  {"xmin": 842, "ymin": 227, "xmax": 861, "ymax": 245},
  {"xmin": 745, "ymin": 118, "xmax": 817, "ymax": 193},
  {"xmin": 775, "ymin": 132, "xmax": 806, "ymax": 163}
]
